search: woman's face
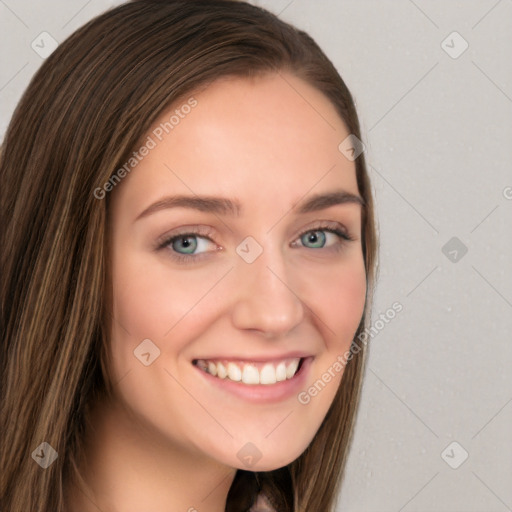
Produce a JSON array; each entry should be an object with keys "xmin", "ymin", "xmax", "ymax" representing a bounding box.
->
[{"xmin": 108, "ymin": 72, "xmax": 366, "ymax": 471}]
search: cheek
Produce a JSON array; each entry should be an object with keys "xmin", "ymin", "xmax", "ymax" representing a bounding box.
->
[
  {"xmin": 304, "ymin": 255, "xmax": 367, "ymax": 345},
  {"xmin": 106, "ymin": 251, "xmax": 229, "ymax": 439},
  {"xmin": 336, "ymin": 262, "xmax": 367, "ymax": 335},
  {"xmin": 108, "ymin": 247, "xmax": 233, "ymax": 380},
  {"xmin": 290, "ymin": 259, "xmax": 366, "ymax": 451},
  {"xmin": 108, "ymin": 249, "xmax": 189, "ymax": 380},
  {"xmin": 110, "ymin": 249, "xmax": 214, "ymax": 339}
]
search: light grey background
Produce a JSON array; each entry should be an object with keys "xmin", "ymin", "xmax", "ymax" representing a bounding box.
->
[{"xmin": 1, "ymin": 1, "xmax": 511, "ymax": 510}]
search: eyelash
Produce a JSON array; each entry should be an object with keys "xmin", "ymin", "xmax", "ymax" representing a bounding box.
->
[{"xmin": 156, "ymin": 223, "xmax": 356, "ymax": 264}]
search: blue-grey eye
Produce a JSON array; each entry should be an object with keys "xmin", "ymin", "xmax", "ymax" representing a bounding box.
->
[
  {"xmin": 301, "ymin": 230, "xmax": 326, "ymax": 248},
  {"xmin": 172, "ymin": 235, "xmax": 198, "ymax": 254}
]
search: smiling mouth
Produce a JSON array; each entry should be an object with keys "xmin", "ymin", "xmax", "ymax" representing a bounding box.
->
[{"xmin": 192, "ymin": 357, "xmax": 305, "ymax": 385}]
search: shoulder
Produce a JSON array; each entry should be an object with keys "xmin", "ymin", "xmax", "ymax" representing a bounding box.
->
[{"xmin": 249, "ymin": 493, "xmax": 277, "ymax": 512}]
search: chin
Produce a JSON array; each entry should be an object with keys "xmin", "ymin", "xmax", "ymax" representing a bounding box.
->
[{"xmin": 225, "ymin": 438, "xmax": 312, "ymax": 473}]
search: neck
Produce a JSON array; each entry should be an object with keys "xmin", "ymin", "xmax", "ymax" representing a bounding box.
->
[{"xmin": 65, "ymin": 393, "xmax": 236, "ymax": 512}]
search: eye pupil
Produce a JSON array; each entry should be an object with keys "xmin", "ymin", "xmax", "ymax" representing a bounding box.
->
[
  {"xmin": 302, "ymin": 230, "xmax": 326, "ymax": 248},
  {"xmin": 173, "ymin": 236, "xmax": 197, "ymax": 254}
]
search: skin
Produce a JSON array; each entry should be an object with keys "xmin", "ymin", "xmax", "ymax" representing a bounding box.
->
[{"xmin": 69, "ymin": 72, "xmax": 367, "ymax": 512}]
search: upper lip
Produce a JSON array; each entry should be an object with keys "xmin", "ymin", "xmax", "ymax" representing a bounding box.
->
[{"xmin": 193, "ymin": 352, "xmax": 313, "ymax": 363}]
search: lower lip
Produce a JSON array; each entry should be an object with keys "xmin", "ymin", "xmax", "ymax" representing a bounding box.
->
[{"xmin": 193, "ymin": 357, "xmax": 313, "ymax": 404}]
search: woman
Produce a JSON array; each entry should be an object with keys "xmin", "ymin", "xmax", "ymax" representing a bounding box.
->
[{"xmin": 0, "ymin": 1, "xmax": 377, "ymax": 510}]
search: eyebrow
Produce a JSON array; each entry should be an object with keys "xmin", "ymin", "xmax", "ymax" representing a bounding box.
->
[{"xmin": 135, "ymin": 190, "xmax": 364, "ymax": 221}]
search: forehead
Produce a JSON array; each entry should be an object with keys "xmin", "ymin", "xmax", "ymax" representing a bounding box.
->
[{"xmin": 112, "ymin": 72, "xmax": 359, "ymax": 214}]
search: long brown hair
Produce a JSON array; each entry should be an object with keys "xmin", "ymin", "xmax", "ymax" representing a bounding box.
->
[{"xmin": 0, "ymin": 1, "xmax": 377, "ymax": 510}]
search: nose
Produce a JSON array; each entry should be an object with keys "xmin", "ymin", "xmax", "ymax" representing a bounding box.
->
[{"xmin": 230, "ymin": 245, "xmax": 305, "ymax": 338}]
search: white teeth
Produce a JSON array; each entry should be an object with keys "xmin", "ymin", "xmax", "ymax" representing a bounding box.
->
[
  {"xmin": 196, "ymin": 357, "xmax": 303, "ymax": 385},
  {"xmin": 260, "ymin": 364, "xmax": 276, "ymax": 385},
  {"xmin": 208, "ymin": 361, "xmax": 217, "ymax": 377},
  {"xmin": 217, "ymin": 362, "xmax": 227, "ymax": 379},
  {"xmin": 227, "ymin": 362, "xmax": 242, "ymax": 382},
  {"xmin": 275, "ymin": 362, "xmax": 287, "ymax": 382},
  {"xmin": 286, "ymin": 359, "xmax": 300, "ymax": 379},
  {"xmin": 242, "ymin": 364, "xmax": 259, "ymax": 385}
]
